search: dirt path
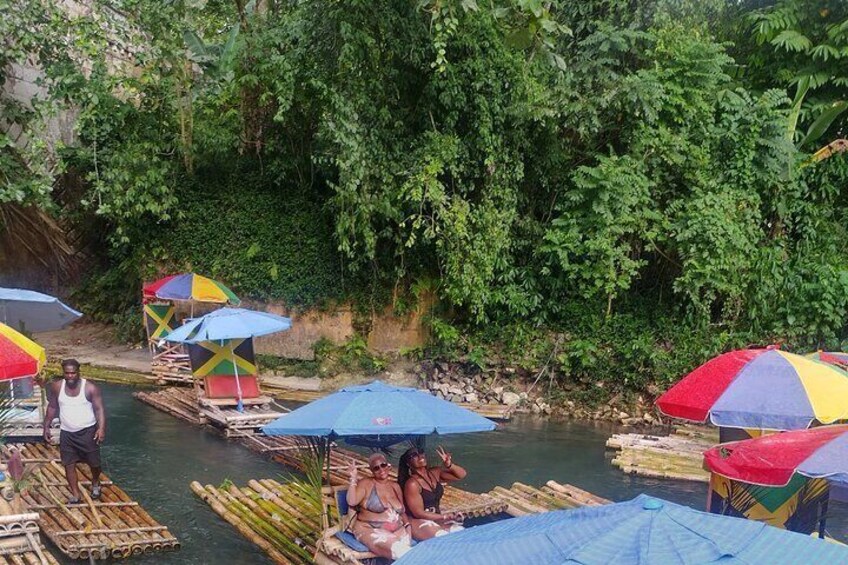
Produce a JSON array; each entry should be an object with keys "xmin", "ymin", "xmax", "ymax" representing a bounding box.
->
[
  {"xmin": 37, "ymin": 323, "xmax": 155, "ymax": 374},
  {"xmin": 36, "ymin": 322, "xmax": 325, "ymax": 391}
]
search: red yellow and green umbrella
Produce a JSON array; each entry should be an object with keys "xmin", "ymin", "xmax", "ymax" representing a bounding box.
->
[
  {"xmin": 656, "ymin": 346, "xmax": 848, "ymax": 430},
  {"xmin": 0, "ymin": 323, "xmax": 46, "ymax": 381}
]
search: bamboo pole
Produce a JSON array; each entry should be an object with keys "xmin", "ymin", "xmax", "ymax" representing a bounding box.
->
[
  {"xmin": 191, "ymin": 481, "xmax": 300, "ymax": 564},
  {"xmin": 214, "ymin": 486, "xmax": 314, "ymax": 562}
]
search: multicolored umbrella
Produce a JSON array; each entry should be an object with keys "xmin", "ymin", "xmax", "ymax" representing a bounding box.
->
[
  {"xmin": 656, "ymin": 347, "xmax": 848, "ymax": 430},
  {"xmin": 704, "ymin": 425, "xmax": 848, "ymax": 487},
  {"xmin": 142, "ymin": 273, "xmax": 240, "ymax": 305},
  {"xmin": 0, "ymin": 323, "xmax": 46, "ymax": 381},
  {"xmin": 807, "ymin": 351, "xmax": 848, "ymax": 368}
]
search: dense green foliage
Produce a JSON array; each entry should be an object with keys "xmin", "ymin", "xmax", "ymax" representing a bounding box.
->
[{"xmin": 4, "ymin": 0, "xmax": 848, "ymax": 395}]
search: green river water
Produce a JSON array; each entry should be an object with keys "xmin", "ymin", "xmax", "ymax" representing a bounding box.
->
[{"xmin": 53, "ymin": 382, "xmax": 846, "ymax": 564}]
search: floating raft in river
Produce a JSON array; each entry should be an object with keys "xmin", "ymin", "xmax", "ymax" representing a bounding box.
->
[
  {"xmin": 483, "ymin": 480, "xmax": 610, "ymax": 517},
  {"xmin": 0, "ymin": 509, "xmax": 59, "ymax": 565},
  {"xmin": 606, "ymin": 425, "xmax": 718, "ymax": 482},
  {"xmin": 192, "ymin": 476, "xmax": 609, "ymax": 565},
  {"xmin": 134, "ymin": 387, "xmax": 280, "ymax": 436},
  {"xmin": 242, "ymin": 435, "xmax": 506, "ymax": 518},
  {"xmin": 2, "ymin": 443, "xmax": 179, "ymax": 560}
]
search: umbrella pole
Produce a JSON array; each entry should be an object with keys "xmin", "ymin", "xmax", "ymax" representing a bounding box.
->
[
  {"xmin": 817, "ymin": 498, "xmax": 828, "ymax": 539},
  {"xmin": 227, "ymin": 339, "xmax": 244, "ymax": 412},
  {"xmin": 325, "ymin": 437, "xmax": 332, "ymax": 490}
]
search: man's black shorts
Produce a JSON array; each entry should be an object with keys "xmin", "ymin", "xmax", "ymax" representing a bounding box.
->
[{"xmin": 59, "ymin": 425, "xmax": 101, "ymax": 467}]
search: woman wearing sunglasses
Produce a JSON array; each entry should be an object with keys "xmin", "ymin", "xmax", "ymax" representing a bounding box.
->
[
  {"xmin": 398, "ymin": 445, "xmax": 467, "ymax": 541},
  {"xmin": 346, "ymin": 453, "xmax": 413, "ymax": 560}
]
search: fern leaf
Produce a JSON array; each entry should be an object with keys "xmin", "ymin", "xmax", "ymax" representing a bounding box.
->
[{"xmin": 771, "ymin": 30, "xmax": 813, "ymax": 52}]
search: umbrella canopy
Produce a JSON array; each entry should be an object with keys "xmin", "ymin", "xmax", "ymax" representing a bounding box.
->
[
  {"xmin": 0, "ymin": 288, "xmax": 82, "ymax": 333},
  {"xmin": 163, "ymin": 307, "xmax": 291, "ymax": 344},
  {"xmin": 807, "ymin": 351, "xmax": 848, "ymax": 368},
  {"xmin": 0, "ymin": 323, "xmax": 46, "ymax": 381},
  {"xmin": 704, "ymin": 424, "xmax": 848, "ymax": 487},
  {"xmin": 656, "ymin": 347, "xmax": 848, "ymax": 430},
  {"xmin": 262, "ymin": 380, "xmax": 495, "ymax": 439},
  {"xmin": 396, "ymin": 494, "xmax": 848, "ymax": 565},
  {"xmin": 143, "ymin": 273, "xmax": 240, "ymax": 304}
]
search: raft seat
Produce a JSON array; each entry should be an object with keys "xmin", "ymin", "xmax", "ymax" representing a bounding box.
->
[
  {"xmin": 203, "ymin": 375, "xmax": 261, "ymax": 399},
  {"xmin": 316, "ymin": 487, "xmax": 378, "ymax": 563}
]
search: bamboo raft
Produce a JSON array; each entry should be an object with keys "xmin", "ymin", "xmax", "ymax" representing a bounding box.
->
[
  {"xmin": 191, "ymin": 479, "xmax": 320, "ymax": 565},
  {"xmin": 242, "ymin": 435, "xmax": 507, "ymax": 519},
  {"xmin": 2, "ymin": 443, "xmax": 179, "ymax": 560},
  {"xmin": 134, "ymin": 387, "xmax": 281, "ymax": 436},
  {"xmin": 196, "ymin": 476, "xmax": 610, "ymax": 565},
  {"xmin": 149, "ymin": 352, "xmax": 193, "ymax": 385},
  {"xmin": 606, "ymin": 425, "xmax": 718, "ymax": 482},
  {"xmin": 134, "ymin": 387, "xmax": 204, "ymax": 425},
  {"xmin": 482, "ymin": 480, "xmax": 610, "ymax": 517},
  {"xmin": 0, "ymin": 509, "xmax": 59, "ymax": 565}
]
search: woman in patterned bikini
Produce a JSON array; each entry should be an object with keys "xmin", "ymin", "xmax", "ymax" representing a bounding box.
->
[{"xmin": 346, "ymin": 453, "xmax": 413, "ymax": 559}]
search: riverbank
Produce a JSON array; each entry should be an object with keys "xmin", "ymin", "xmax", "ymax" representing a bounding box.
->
[{"xmin": 37, "ymin": 322, "xmax": 664, "ymax": 428}]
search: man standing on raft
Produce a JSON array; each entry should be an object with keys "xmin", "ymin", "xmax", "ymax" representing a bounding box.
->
[{"xmin": 42, "ymin": 359, "xmax": 107, "ymax": 504}]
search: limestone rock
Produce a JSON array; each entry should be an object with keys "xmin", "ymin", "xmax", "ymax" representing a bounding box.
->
[{"xmin": 502, "ymin": 391, "xmax": 521, "ymax": 406}]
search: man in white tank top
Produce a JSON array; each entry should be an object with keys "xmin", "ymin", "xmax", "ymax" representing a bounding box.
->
[{"xmin": 42, "ymin": 359, "xmax": 107, "ymax": 504}]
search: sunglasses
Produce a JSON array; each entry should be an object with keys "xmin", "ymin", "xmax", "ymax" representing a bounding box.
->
[
  {"xmin": 370, "ymin": 462, "xmax": 391, "ymax": 472},
  {"xmin": 407, "ymin": 450, "xmax": 425, "ymax": 459}
]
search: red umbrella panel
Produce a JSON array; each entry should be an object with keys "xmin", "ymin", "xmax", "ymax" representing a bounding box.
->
[
  {"xmin": 0, "ymin": 323, "xmax": 47, "ymax": 380},
  {"xmin": 704, "ymin": 424, "xmax": 848, "ymax": 487}
]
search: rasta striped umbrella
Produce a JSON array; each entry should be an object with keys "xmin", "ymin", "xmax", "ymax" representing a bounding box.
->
[
  {"xmin": 143, "ymin": 273, "xmax": 240, "ymax": 305},
  {"xmin": 656, "ymin": 346, "xmax": 848, "ymax": 430},
  {"xmin": 0, "ymin": 323, "xmax": 46, "ymax": 381}
]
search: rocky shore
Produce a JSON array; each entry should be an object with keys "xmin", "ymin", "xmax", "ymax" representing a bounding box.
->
[{"xmin": 417, "ymin": 360, "xmax": 665, "ymax": 427}]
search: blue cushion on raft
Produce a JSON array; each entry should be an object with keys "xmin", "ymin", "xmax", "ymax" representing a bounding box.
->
[{"xmin": 336, "ymin": 530, "xmax": 370, "ymax": 553}]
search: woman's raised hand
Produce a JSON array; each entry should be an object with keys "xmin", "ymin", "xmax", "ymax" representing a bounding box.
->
[
  {"xmin": 436, "ymin": 446, "xmax": 452, "ymax": 468},
  {"xmin": 348, "ymin": 460, "xmax": 358, "ymax": 485}
]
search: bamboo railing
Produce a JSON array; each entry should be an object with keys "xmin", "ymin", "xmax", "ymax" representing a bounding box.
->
[{"xmin": 2, "ymin": 443, "xmax": 179, "ymax": 560}]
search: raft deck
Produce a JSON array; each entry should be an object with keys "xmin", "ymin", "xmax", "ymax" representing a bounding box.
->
[
  {"xmin": 243, "ymin": 435, "xmax": 506, "ymax": 518},
  {"xmin": 3, "ymin": 443, "xmax": 179, "ymax": 560},
  {"xmin": 606, "ymin": 425, "xmax": 718, "ymax": 482},
  {"xmin": 134, "ymin": 388, "xmax": 281, "ymax": 436},
  {"xmin": 193, "ymin": 476, "xmax": 610, "ymax": 565},
  {"xmin": 0, "ymin": 508, "xmax": 59, "ymax": 565}
]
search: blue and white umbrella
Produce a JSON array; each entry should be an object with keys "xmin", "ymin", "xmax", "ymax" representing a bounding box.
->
[
  {"xmin": 164, "ymin": 307, "xmax": 291, "ymax": 412},
  {"xmin": 163, "ymin": 307, "xmax": 292, "ymax": 344},
  {"xmin": 262, "ymin": 380, "xmax": 495, "ymax": 441},
  {"xmin": 396, "ymin": 494, "xmax": 848, "ymax": 565},
  {"xmin": 0, "ymin": 288, "xmax": 82, "ymax": 333}
]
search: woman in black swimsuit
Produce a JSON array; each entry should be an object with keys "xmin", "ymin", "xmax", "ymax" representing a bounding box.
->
[
  {"xmin": 398, "ymin": 445, "xmax": 467, "ymax": 541},
  {"xmin": 346, "ymin": 453, "xmax": 413, "ymax": 559}
]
